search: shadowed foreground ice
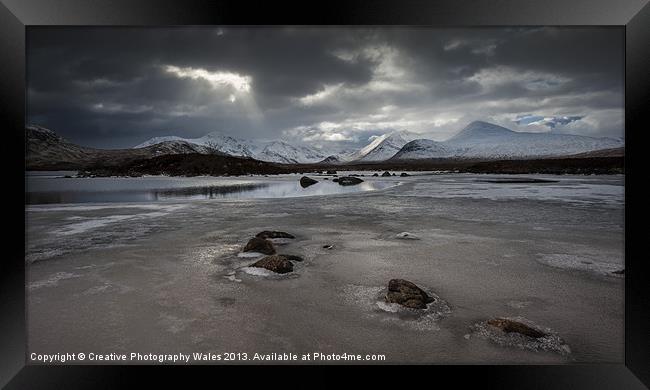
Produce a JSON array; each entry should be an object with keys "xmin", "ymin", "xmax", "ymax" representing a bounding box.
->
[{"xmin": 26, "ymin": 173, "xmax": 624, "ymax": 363}]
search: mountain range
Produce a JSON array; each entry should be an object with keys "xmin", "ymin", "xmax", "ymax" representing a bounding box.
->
[
  {"xmin": 133, "ymin": 121, "xmax": 623, "ymax": 163},
  {"xmin": 391, "ymin": 121, "xmax": 623, "ymax": 160},
  {"xmin": 26, "ymin": 125, "xmax": 221, "ymax": 170},
  {"xmin": 134, "ymin": 132, "xmax": 327, "ymax": 164},
  {"xmin": 26, "ymin": 121, "xmax": 624, "ymax": 170}
]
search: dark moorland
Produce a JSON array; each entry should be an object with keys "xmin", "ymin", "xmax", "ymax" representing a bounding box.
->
[{"xmin": 80, "ymin": 153, "xmax": 624, "ymax": 177}]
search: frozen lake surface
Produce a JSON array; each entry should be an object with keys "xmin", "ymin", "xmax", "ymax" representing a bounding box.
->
[
  {"xmin": 26, "ymin": 172, "xmax": 396, "ymax": 204},
  {"xmin": 26, "ymin": 173, "xmax": 624, "ymax": 363}
]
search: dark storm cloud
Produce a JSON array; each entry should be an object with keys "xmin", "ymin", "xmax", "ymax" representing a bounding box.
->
[{"xmin": 27, "ymin": 27, "xmax": 623, "ymax": 149}]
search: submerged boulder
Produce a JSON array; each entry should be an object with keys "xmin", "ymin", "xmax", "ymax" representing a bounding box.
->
[
  {"xmin": 243, "ymin": 237, "xmax": 276, "ymax": 255},
  {"xmin": 337, "ymin": 176, "xmax": 364, "ymax": 186},
  {"xmin": 300, "ymin": 176, "xmax": 318, "ymax": 188},
  {"xmin": 381, "ymin": 171, "xmax": 392, "ymax": 177},
  {"xmin": 385, "ymin": 279, "xmax": 434, "ymax": 309},
  {"xmin": 250, "ymin": 255, "xmax": 293, "ymax": 274},
  {"xmin": 487, "ymin": 318, "xmax": 546, "ymax": 338},
  {"xmin": 256, "ymin": 231, "xmax": 295, "ymax": 240}
]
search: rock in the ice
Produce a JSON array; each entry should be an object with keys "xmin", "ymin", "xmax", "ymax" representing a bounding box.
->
[
  {"xmin": 381, "ymin": 171, "xmax": 392, "ymax": 177},
  {"xmin": 385, "ymin": 279, "xmax": 434, "ymax": 309},
  {"xmin": 332, "ymin": 178, "xmax": 339, "ymax": 182},
  {"xmin": 300, "ymin": 176, "xmax": 318, "ymax": 188},
  {"xmin": 337, "ymin": 176, "xmax": 364, "ymax": 186},
  {"xmin": 395, "ymin": 232, "xmax": 420, "ymax": 240},
  {"xmin": 256, "ymin": 231, "xmax": 295, "ymax": 239},
  {"xmin": 326, "ymin": 170, "xmax": 337, "ymax": 174},
  {"xmin": 372, "ymin": 173, "xmax": 379, "ymax": 177},
  {"xmin": 243, "ymin": 237, "xmax": 276, "ymax": 255},
  {"xmin": 250, "ymin": 255, "xmax": 294, "ymax": 274},
  {"xmin": 486, "ymin": 318, "xmax": 546, "ymax": 338},
  {"xmin": 400, "ymin": 172, "xmax": 410, "ymax": 177},
  {"xmin": 612, "ymin": 269, "xmax": 625, "ymax": 275},
  {"xmin": 323, "ymin": 244, "xmax": 333, "ymax": 249}
]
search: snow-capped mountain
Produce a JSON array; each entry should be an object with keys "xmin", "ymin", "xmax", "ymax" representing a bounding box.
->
[
  {"xmin": 135, "ymin": 132, "xmax": 327, "ymax": 164},
  {"xmin": 392, "ymin": 121, "xmax": 624, "ymax": 160},
  {"xmin": 318, "ymin": 155, "xmax": 343, "ymax": 165},
  {"xmin": 391, "ymin": 139, "xmax": 453, "ymax": 160},
  {"xmin": 135, "ymin": 132, "xmax": 257, "ymax": 158},
  {"xmin": 255, "ymin": 141, "xmax": 326, "ymax": 164},
  {"xmin": 343, "ymin": 131, "xmax": 416, "ymax": 162},
  {"xmin": 446, "ymin": 121, "xmax": 514, "ymax": 143},
  {"xmin": 133, "ymin": 121, "xmax": 623, "ymax": 164}
]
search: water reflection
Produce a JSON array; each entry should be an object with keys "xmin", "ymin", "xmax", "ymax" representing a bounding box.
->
[{"xmin": 26, "ymin": 179, "xmax": 395, "ymax": 205}]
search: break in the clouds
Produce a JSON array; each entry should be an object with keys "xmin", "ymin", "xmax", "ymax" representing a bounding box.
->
[{"xmin": 27, "ymin": 27, "xmax": 624, "ymax": 149}]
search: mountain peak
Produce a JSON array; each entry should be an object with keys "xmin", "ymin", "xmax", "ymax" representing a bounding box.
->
[
  {"xmin": 347, "ymin": 130, "xmax": 416, "ymax": 162},
  {"xmin": 448, "ymin": 121, "xmax": 514, "ymax": 142}
]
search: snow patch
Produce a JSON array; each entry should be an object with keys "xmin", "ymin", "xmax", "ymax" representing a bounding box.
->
[
  {"xmin": 237, "ymin": 251, "xmax": 266, "ymax": 258},
  {"xmin": 240, "ymin": 266, "xmax": 274, "ymax": 277},
  {"xmin": 395, "ymin": 232, "xmax": 420, "ymax": 240},
  {"xmin": 536, "ymin": 253, "xmax": 623, "ymax": 276},
  {"xmin": 54, "ymin": 212, "xmax": 173, "ymax": 236},
  {"xmin": 29, "ymin": 272, "xmax": 81, "ymax": 290}
]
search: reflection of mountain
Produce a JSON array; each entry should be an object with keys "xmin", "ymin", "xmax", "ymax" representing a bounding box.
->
[
  {"xmin": 152, "ymin": 183, "xmax": 269, "ymax": 200},
  {"xmin": 26, "ymin": 178, "xmax": 397, "ymax": 204}
]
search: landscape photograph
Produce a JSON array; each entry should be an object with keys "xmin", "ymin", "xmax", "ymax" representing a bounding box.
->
[{"xmin": 26, "ymin": 26, "xmax": 624, "ymax": 364}]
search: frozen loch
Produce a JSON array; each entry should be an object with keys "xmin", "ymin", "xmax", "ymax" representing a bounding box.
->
[{"xmin": 26, "ymin": 172, "xmax": 624, "ymax": 363}]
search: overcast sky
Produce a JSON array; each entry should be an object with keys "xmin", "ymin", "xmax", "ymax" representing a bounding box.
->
[{"xmin": 27, "ymin": 27, "xmax": 624, "ymax": 150}]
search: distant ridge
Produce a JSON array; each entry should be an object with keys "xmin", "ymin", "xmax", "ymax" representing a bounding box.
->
[
  {"xmin": 27, "ymin": 125, "xmax": 231, "ymax": 170},
  {"xmin": 135, "ymin": 132, "xmax": 326, "ymax": 164},
  {"xmin": 391, "ymin": 121, "xmax": 624, "ymax": 160},
  {"xmin": 28, "ymin": 120, "xmax": 625, "ymax": 170}
]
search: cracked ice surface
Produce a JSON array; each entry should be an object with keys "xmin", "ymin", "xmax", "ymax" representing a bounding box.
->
[{"xmin": 26, "ymin": 173, "xmax": 623, "ymax": 363}]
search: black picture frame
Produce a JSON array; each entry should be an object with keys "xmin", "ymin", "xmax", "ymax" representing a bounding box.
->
[{"xmin": 1, "ymin": 0, "xmax": 648, "ymax": 388}]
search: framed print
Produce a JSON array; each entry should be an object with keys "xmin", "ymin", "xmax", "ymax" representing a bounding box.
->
[{"xmin": 1, "ymin": 0, "xmax": 649, "ymax": 388}]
